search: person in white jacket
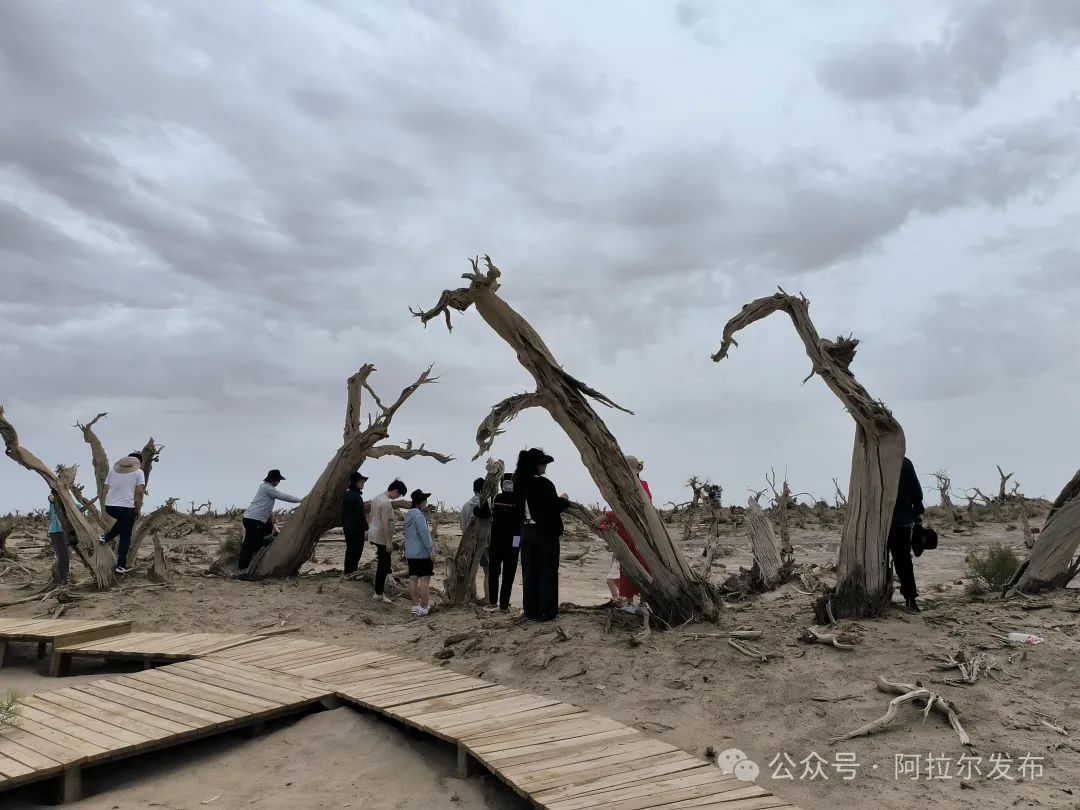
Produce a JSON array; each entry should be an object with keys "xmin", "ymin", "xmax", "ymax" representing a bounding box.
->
[{"xmin": 238, "ymin": 469, "xmax": 301, "ymax": 570}]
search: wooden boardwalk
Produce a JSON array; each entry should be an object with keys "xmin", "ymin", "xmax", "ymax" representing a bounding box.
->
[
  {"xmin": 0, "ymin": 628, "xmax": 800, "ymax": 808},
  {"xmin": 50, "ymin": 631, "xmax": 262, "ymax": 676},
  {"xmin": 0, "ymin": 657, "xmax": 334, "ymax": 801},
  {"xmin": 0, "ymin": 618, "xmax": 131, "ymax": 667},
  {"xmin": 210, "ymin": 637, "xmax": 800, "ymax": 809}
]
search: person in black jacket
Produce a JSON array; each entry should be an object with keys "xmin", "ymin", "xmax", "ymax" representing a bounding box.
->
[
  {"xmin": 889, "ymin": 457, "xmax": 926, "ymax": 612},
  {"xmin": 517, "ymin": 448, "xmax": 571, "ymax": 621},
  {"xmin": 342, "ymin": 471, "xmax": 370, "ymax": 577},
  {"xmin": 484, "ymin": 473, "xmax": 522, "ymax": 613}
]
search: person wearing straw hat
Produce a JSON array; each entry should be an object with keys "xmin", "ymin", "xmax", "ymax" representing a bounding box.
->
[
  {"xmin": 99, "ymin": 451, "xmax": 147, "ymax": 575},
  {"xmin": 238, "ymin": 469, "xmax": 302, "ymax": 570},
  {"xmin": 403, "ymin": 488, "xmax": 436, "ymax": 615},
  {"xmin": 341, "ymin": 471, "xmax": 370, "ymax": 577}
]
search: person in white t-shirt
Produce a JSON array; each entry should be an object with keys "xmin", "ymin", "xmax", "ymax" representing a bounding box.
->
[
  {"xmin": 368, "ymin": 479, "xmax": 407, "ymax": 603},
  {"xmin": 99, "ymin": 452, "xmax": 147, "ymax": 575}
]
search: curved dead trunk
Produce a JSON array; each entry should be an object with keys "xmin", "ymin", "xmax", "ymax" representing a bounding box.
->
[
  {"xmin": 1, "ymin": 408, "xmax": 116, "ymax": 588},
  {"xmin": 413, "ymin": 257, "xmax": 720, "ymax": 624},
  {"xmin": 247, "ymin": 365, "xmax": 451, "ymax": 579},
  {"xmin": 746, "ymin": 498, "xmax": 784, "ymax": 588},
  {"xmin": 713, "ymin": 291, "xmax": 905, "ymax": 620},
  {"xmin": 1007, "ymin": 469, "xmax": 1080, "ymax": 594}
]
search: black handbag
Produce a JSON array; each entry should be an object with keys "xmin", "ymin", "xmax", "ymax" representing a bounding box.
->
[{"xmin": 912, "ymin": 524, "xmax": 938, "ymax": 557}]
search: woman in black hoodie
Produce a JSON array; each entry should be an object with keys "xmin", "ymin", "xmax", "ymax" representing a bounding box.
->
[
  {"xmin": 516, "ymin": 448, "xmax": 570, "ymax": 621},
  {"xmin": 485, "ymin": 473, "xmax": 522, "ymax": 612}
]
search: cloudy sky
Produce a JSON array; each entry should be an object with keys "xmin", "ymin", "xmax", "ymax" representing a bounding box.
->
[{"xmin": 2, "ymin": 0, "xmax": 1079, "ymax": 516}]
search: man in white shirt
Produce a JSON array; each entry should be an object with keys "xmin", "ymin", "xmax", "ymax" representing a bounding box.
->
[
  {"xmin": 368, "ymin": 479, "xmax": 407, "ymax": 603},
  {"xmin": 238, "ymin": 469, "xmax": 303, "ymax": 570},
  {"xmin": 460, "ymin": 477, "xmax": 490, "ymax": 602},
  {"xmin": 100, "ymin": 452, "xmax": 147, "ymax": 575}
]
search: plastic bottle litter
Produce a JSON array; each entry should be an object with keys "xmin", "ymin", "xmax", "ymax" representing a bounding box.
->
[{"xmin": 1007, "ymin": 632, "xmax": 1044, "ymax": 645}]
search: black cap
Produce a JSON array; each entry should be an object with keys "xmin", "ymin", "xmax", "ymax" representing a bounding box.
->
[
  {"xmin": 267, "ymin": 469, "xmax": 285, "ymax": 481},
  {"xmin": 411, "ymin": 488, "xmax": 431, "ymax": 505},
  {"xmin": 128, "ymin": 451, "xmax": 144, "ymax": 462},
  {"xmin": 349, "ymin": 472, "xmax": 369, "ymax": 487}
]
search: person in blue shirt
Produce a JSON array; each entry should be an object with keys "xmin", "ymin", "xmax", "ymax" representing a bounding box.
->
[
  {"xmin": 47, "ymin": 491, "xmax": 94, "ymax": 585},
  {"xmin": 403, "ymin": 489, "xmax": 436, "ymax": 616}
]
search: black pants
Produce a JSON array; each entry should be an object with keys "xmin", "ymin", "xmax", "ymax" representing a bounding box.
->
[
  {"xmin": 238, "ymin": 518, "xmax": 271, "ymax": 570},
  {"xmin": 521, "ymin": 525, "xmax": 560, "ymax": 621},
  {"xmin": 374, "ymin": 545, "xmax": 391, "ymax": 595},
  {"xmin": 888, "ymin": 525, "xmax": 918, "ymax": 601},
  {"xmin": 344, "ymin": 532, "xmax": 366, "ymax": 575},
  {"xmin": 487, "ymin": 536, "xmax": 520, "ymax": 610},
  {"xmin": 103, "ymin": 505, "xmax": 137, "ymax": 568}
]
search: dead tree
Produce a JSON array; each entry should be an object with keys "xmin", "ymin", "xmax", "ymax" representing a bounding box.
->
[
  {"xmin": 765, "ymin": 468, "xmax": 798, "ymax": 558},
  {"xmin": 745, "ymin": 498, "xmax": 784, "ymax": 587},
  {"xmin": 128, "ymin": 498, "xmax": 179, "ymax": 563},
  {"xmin": 1007, "ymin": 469, "xmax": 1080, "ymax": 594},
  {"xmin": 831, "ymin": 477, "xmax": 847, "ymax": 509},
  {"xmin": 996, "ymin": 465, "xmax": 1014, "ymax": 502},
  {"xmin": 932, "ymin": 470, "xmax": 962, "ymax": 525},
  {"xmin": 247, "ymin": 365, "xmax": 451, "ymax": 579},
  {"xmin": 1, "ymin": 408, "xmax": 117, "ymax": 588},
  {"xmin": 714, "ymin": 291, "xmax": 905, "ymax": 621},
  {"xmin": 682, "ymin": 477, "xmax": 706, "ymax": 542},
  {"xmin": 75, "ymin": 413, "xmax": 161, "ymax": 530},
  {"xmin": 413, "ymin": 256, "xmax": 720, "ymax": 623},
  {"xmin": 444, "ymin": 458, "xmax": 503, "ymax": 605}
]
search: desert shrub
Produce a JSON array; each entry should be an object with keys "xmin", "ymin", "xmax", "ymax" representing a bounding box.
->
[
  {"xmin": 0, "ymin": 691, "xmax": 20, "ymax": 730},
  {"xmin": 218, "ymin": 531, "xmax": 241, "ymax": 557},
  {"xmin": 966, "ymin": 543, "xmax": 1021, "ymax": 592}
]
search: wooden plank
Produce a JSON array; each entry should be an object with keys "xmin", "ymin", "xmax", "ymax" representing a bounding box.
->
[
  {"xmin": 106, "ymin": 677, "xmax": 249, "ymax": 722},
  {"xmin": 544, "ymin": 769, "xmax": 746, "ymax": 810},
  {"xmin": 533, "ymin": 761, "xmax": 714, "ymax": 804},
  {"xmin": 606, "ymin": 784, "xmax": 778, "ymax": 810},
  {"xmin": 503, "ymin": 739, "xmax": 678, "ymax": 780},
  {"xmin": 209, "ymin": 638, "xmax": 326, "ymax": 663},
  {"xmin": 50, "ymin": 622, "xmax": 133, "ymax": 649},
  {"xmin": 0, "ymin": 735, "xmax": 66, "ymax": 772},
  {"xmin": 367, "ymin": 680, "xmax": 505, "ymax": 709},
  {"xmin": 0, "ymin": 725, "xmax": 86, "ymax": 767},
  {"xmin": 24, "ymin": 696, "xmax": 153, "ymax": 747},
  {"xmin": 524, "ymin": 751, "xmax": 701, "ymax": 796},
  {"xmin": 391, "ymin": 685, "xmax": 517, "ymax": 718},
  {"xmin": 178, "ymin": 658, "xmax": 328, "ymax": 697},
  {"xmin": 60, "ymin": 687, "xmax": 194, "ymax": 736},
  {"xmin": 445, "ymin": 705, "xmax": 587, "ymax": 740},
  {"xmin": 413, "ymin": 694, "xmax": 562, "ymax": 728},
  {"xmin": 78, "ymin": 683, "xmax": 209, "ymax": 730},
  {"xmin": 16, "ymin": 704, "xmax": 129, "ymax": 753},
  {"xmin": 0, "ymin": 751, "xmax": 35, "ymax": 779},
  {"xmin": 480, "ymin": 728, "xmax": 643, "ymax": 770},
  {"xmin": 469, "ymin": 717, "xmax": 630, "ymax": 753},
  {"xmin": 168, "ymin": 661, "xmax": 328, "ymax": 704},
  {"xmin": 124, "ymin": 671, "xmax": 275, "ymax": 714},
  {"xmin": 1, "ymin": 711, "xmax": 108, "ymax": 759},
  {"xmin": 290, "ymin": 651, "xmax": 398, "ymax": 678},
  {"xmin": 649, "ymin": 796, "xmax": 792, "ymax": 810}
]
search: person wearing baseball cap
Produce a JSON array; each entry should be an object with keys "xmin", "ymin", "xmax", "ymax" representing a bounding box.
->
[
  {"xmin": 341, "ymin": 471, "xmax": 371, "ymax": 577},
  {"xmin": 403, "ymin": 488, "xmax": 435, "ymax": 615},
  {"xmin": 238, "ymin": 469, "xmax": 302, "ymax": 570}
]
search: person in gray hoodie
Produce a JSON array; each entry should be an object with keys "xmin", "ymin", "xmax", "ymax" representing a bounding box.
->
[{"xmin": 404, "ymin": 489, "xmax": 435, "ymax": 616}]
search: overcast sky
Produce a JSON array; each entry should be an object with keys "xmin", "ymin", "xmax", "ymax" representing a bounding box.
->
[{"xmin": 2, "ymin": 0, "xmax": 1079, "ymax": 516}]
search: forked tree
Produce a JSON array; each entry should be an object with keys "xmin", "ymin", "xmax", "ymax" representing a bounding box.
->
[
  {"xmin": 713, "ymin": 291, "xmax": 906, "ymax": 621},
  {"xmin": 1006, "ymin": 468, "xmax": 1080, "ymax": 594},
  {"xmin": 412, "ymin": 256, "xmax": 720, "ymax": 623},
  {"xmin": 0, "ymin": 407, "xmax": 117, "ymax": 588},
  {"xmin": 246, "ymin": 364, "xmax": 451, "ymax": 579}
]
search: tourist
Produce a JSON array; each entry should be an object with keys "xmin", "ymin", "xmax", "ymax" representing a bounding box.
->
[
  {"xmin": 404, "ymin": 488, "xmax": 436, "ymax": 615},
  {"xmin": 341, "ymin": 471, "xmax": 370, "ymax": 577},
  {"xmin": 99, "ymin": 451, "xmax": 147, "ymax": 575},
  {"xmin": 889, "ymin": 457, "xmax": 926, "ymax": 612},
  {"xmin": 238, "ymin": 469, "xmax": 302, "ymax": 570},
  {"xmin": 484, "ymin": 473, "xmax": 522, "ymax": 613},
  {"xmin": 596, "ymin": 454, "xmax": 653, "ymax": 613},
  {"xmin": 517, "ymin": 448, "xmax": 571, "ymax": 622},
  {"xmin": 47, "ymin": 492, "xmax": 92, "ymax": 585},
  {"xmin": 460, "ymin": 477, "xmax": 490, "ymax": 601},
  {"xmin": 369, "ymin": 479, "xmax": 407, "ymax": 603}
]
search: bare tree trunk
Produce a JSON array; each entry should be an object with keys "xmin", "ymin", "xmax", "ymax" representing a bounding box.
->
[
  {"xmin": 128, "ymin": 498, "xmax": 179, "ymax": 563},
  {"xmin": 714, "ymin": 291, "xmax": 905, "ymax": 621},
  {"xmin": 745, "ymin": 498, "xmax": 784, "ymax": 588},
  {"xmin": 444, "ymin": 459, "xmax": 503, "ymax": 605},
  {"xmin": 247, "ymin": 365, "xmax": 451, "ymax": 579},
  {"xmin": 75, "ymin": 412, "xmax": 110, "ymax": 527},
  {"xmin": 413, "ymin": 257, "xmax": 720, "ymax": 623},
  {"xmin": 996, "ymin": 465, "xmax": 1014, "ymax": 502},
  {"xmin": 1007, "ymin": 469, "xmax": 1080, "ymax": 594},
  {"xmin": 1, "ymin": 408, "xmax": 116, "ymax": 588}
]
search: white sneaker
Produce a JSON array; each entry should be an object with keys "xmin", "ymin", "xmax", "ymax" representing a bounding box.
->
[
  {"xmin": 99, "ymin": 534, "xmax": 108, "ymax": 544},
  {"xmin": 414, "ymin": 606, "xmax": 430, "ymax": 616},
  {"xmin": 482, "ymin": 605, "xmax": 500, "ymax": 613},
  {"xmin": 114, "ymin": 566, "xmax": 131, "ymax": 575},
  {"xmin": 372, "ymin": 593, "xmax": 392, "ymax": 604},
  {"xmin": 410, "ymin": 605, "xmax": 422, "ymax": 615}
]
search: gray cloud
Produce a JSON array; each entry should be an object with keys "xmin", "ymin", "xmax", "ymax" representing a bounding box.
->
[{"xmin": 817, "ymin": 0, "xmax": 1080, "ymax": 108}]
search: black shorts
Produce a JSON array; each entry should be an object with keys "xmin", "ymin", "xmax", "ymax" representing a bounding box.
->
[{"xmin": 407, "ymin": 557, "xmax": 434, "ymax": 577}]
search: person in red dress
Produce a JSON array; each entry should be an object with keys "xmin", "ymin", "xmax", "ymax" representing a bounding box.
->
[{"xmin": 596, "ymin": 455, "xmax": 652, "ymax": 613}]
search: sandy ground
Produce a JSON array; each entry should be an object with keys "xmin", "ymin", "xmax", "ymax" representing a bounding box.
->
[{"xmin": 2, "ymin": 516, "xmax": 1079, "ymax": 810}]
